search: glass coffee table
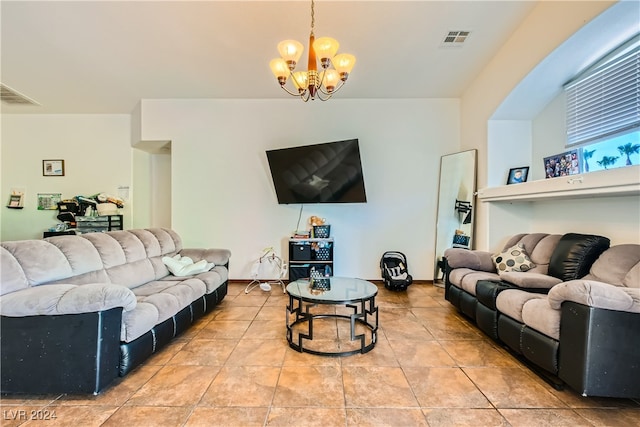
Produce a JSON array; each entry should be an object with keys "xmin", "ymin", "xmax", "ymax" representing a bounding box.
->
[{"xmin": 286, "ymin": 277, "xmax": 378, "ymax": 356}]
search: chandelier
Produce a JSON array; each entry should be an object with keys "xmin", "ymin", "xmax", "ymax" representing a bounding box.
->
[{"xmin": 269, "ymin": 0, "xmax": 356, "ymax": 102}]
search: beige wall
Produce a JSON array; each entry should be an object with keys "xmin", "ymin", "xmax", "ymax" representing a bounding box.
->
[
  {"xmin": 459, "ymin": 1, "xmax": 628, "ymax": 250},
  {"xmin": 137, "ymin": 98, "xmax": 460, "ymax": 280},
  {"xmin": 1, "ymin": 115, "xmax": 131, "ymax": 241}
]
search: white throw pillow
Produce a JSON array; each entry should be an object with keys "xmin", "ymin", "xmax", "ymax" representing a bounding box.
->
[
  {"xmin": 492, "ymin": 243, "xmax": 536, "ymax": 273},
  {"xmin": 162, "ymin": 254, "xmax": 214, "ymax": 277}
]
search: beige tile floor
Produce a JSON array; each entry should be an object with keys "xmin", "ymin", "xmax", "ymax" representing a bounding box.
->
[{"xmin": 2, "ymin": 282, "xmax": 639, "ymax": 427}]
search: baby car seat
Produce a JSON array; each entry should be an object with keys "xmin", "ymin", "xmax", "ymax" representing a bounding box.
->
[{"xmin": 380, "ymin": 251, "xmax": 413, "ymax": 291}]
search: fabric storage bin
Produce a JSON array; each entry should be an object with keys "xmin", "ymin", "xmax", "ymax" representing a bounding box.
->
[
  {"xmin": 313, "ymin": 225, "xmax": 331, "ymax": 238},
  {"xmin": 291, "ymin": 241, "xmax": 312, "ymax": 261},
  {"xmin": 312, "ymin": 241, "xmax": 333, "ymax": 261},
  {"xmin": 289, "ymin": 264, "xmax": 333, "ymax": 281},
  {"xmin": 289, "ymin": 264, "xmax": 310, "ymax": 281}
]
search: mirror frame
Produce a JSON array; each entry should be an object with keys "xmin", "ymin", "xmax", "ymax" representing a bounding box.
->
[{"xmin": 433, "ymin": 149, "xmax": 477, "ymax": 284}]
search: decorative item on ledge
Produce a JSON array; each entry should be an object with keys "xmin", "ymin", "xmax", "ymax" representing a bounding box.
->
[
  {"xmin": 544, "ymin": 150, "xmax": 579, "ymax": 179},
  {"xmin": 269, "ymin": 0, "xmax": 355, "ymax": 102},
  {"xmin": 507, "ymin": 166, "xmax": 529, "ymax": 185},
  {"xmin": 6, "ymin": 192, "xmax": 24, "ymax": 209},
  {"xmin": 478, "ymin": 164, "xmax": 640, "ymax": 202}
]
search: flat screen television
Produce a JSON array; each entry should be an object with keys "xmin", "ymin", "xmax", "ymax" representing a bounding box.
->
[{"xmin": 266, "ymin": 138, "xmax": 367, "ymax": 204}]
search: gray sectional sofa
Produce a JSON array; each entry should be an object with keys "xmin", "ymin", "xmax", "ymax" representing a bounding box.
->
[
  {"xmin": 0, "ymin": 228, "xmax": 230, "ymax": 395},
  {"xmin": 444, "ymin": 233, "xmax": 640, "ymax": 398}
]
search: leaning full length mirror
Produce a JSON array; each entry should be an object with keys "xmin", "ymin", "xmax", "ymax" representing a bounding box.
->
[{"xmin": 433, "ymin": 149, "xmax": 477, "ymax": 285}]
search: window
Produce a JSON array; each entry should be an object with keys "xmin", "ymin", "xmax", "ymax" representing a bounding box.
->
[
  {"xmin": 579, "ymin": 132, "xmax": 640, "ymax": 172},
  {"xmin": 564, "ymin": 35, "xmax": 640, "ymax": 172}
]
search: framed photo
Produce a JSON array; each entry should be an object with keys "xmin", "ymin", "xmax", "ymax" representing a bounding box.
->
[
  {"xmin": 506, "ymin": 167, "xmax": 529, "ymax": 185},
  {"xmin": 43, "ymin": 159, "xmax": 65, "ymax": 176},
  {"xmin": 37, "ymin": 193, "xmax": 62, "ymax": 210},
  {"xmin": 543, "ymin": 150, "xmax": 580, "ymax": 179}
]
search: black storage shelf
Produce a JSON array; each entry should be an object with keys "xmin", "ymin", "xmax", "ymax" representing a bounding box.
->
[
  {"xmin": 76, "ymin": 215, "xmax": 123, "ymax": 234},
  {"xmin": 44, "ymin": 215, "xmax": 123, "ymax": 238},
  {"xmin": 288, "ymin": 238, "xmax": 334, "ymax": 281}
]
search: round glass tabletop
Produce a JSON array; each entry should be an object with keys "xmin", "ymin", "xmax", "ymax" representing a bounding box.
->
[{"xmin": 286, "ymin": 277, "xmax": 377, "ymax": 303}]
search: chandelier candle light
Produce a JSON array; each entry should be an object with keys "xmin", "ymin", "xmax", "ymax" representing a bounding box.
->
[{"xmin": 269, "ymin": 0, "xmax": 356, "ymax": 101}]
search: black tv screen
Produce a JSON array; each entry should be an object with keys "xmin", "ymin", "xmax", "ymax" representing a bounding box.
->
[{"xmin": 266, "ymin": 138, "xmax": 367, "ymax": 204}]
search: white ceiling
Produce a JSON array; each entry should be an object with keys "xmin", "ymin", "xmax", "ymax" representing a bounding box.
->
[{"xmin": 1, "ymin": 1, "xmax": 538, "ymax": 114}]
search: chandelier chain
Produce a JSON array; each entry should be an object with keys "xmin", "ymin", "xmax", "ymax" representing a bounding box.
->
[{"xmin": 310, "ymin": 0, "xmax": 315, "ymax": 36}]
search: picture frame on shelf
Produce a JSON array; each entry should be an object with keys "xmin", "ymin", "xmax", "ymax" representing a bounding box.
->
[
  {"xmin": 42, "ymin": 159, "xmax": 65, "ymax": 177},
  {"xmin": 543, "ymin": 150, "xmax": 580, "ymax": 179},
  {"xmin": 506, "ymin": 166, "xmax": 529, "ymax": 185}
]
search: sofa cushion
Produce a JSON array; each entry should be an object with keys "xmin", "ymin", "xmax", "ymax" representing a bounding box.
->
[
  {"xmin": 97, "ymin": 231, "xmax": 149, "ymax": 263},
  {"xmin": 492, "ymin": 243, "xmax": 535, "ymax": 273},
  {"xmin": 132, "ymin": 280, "xmax": 206, "ymax": 310},
  {"xmin": 48, "ymin": 269, "xmax": 111, "ymax": 286},
  {"xmin": 106, "ymin": 259, "xmax": 157, "ymax": 289},
  {"xmin": 81, "ymin": 233, "xmax": 128, "ymax": 269},
  {"xmin": 548, "ymin": 233, "xmax": 610, "ymax": 281},
  {"xmin": 522, "ymin": 297, "xmax": 561, "ymax": 340},
  {"xmin": 548, "ymin": 280, "xmax": 640, "ymax": 313},
  {"xmin": 0, "ymin": 246, "xmax": 29, "ymax": 296},
  {"xmin": 526, "ymin": 234, "xmax": 562, "ymax": 275},
  {"xmin": 444, "ymin": 248, "xmax": 495, "ymax": 272},
  {"xmin": 193, "ymin": 267, "xmax": 228, "ymax": 293},
  {"xmin": 585, "ymin": 244, "xmax": 640, "ymax": 287},
  {"xmin": 496, "ymin": 289, "xmax": 546, "ymax": 322},
  {"xmin": 459, "ymin": 271, "xmax": 501, "ymax": 295},
  {"xmin": 623, "ymin": 262, "xmax": 640, "ymax": 289},
  {"xmin": 2, "ymin": 240, "xmax": 74, "ymax": 286},
  {"xmin": 127, "ymin": 229, "xmax": 165, "ymax": 257},
  {"xmin": 136, "ymin": 293, "xmax": 180, "ymax": 325},
  {"xmin": 448, "ymin": 268, "xmax": 500, "ymax": 294},
  {"xmin": 121, "ymin": 302, "xmax": 159, "ymax": 342},
  {"xmin": 498, "ymin": 271, "xmax": 562, "ymax": 289},
  {"xmin": 0, "ymin": 283, "xmax": 136, "ymax": 316},
  {"xmin": 44, "ymin": 236, "xmax": 104, "ymax": 275}
]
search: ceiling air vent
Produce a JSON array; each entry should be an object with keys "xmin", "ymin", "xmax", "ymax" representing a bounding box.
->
[
  {"xmin": 1, "ymin": 84, "xmax": 40, "ymax": 106},
  {"xmin": 440, "ymin": 31, "xmax": 471, "ymax": 48}
]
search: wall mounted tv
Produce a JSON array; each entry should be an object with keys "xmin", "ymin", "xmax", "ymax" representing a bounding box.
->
[{"xmin": 266, "ymin": 138, "xmax": 368, "ymax": 204}]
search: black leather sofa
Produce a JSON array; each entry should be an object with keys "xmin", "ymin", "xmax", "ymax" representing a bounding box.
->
[
  {"xmin": 443, "ymin": 233, "xmax": 640, "ymax": 398},
  {"xmin": 1, "ymin": 229, "xmax": 230, "ymax": 394}
]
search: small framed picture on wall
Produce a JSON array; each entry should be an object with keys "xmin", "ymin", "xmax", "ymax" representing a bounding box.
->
[
  {"xmin": 506, "ymin": 167, "xmax": 529, "ymax": 184},
  {"xmin": 43, "ymin": 159, "xmax": 65, "ymax": 176}
]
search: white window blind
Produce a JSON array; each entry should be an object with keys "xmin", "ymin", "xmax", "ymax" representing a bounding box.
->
[{"xmin": 565, "ymin": 40, "xmax": 639, "ymax": 147}]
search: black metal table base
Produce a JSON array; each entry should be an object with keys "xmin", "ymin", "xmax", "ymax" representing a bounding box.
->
[{"xmin": 286, "ymin": 294, "xmax": 378, "ymax": 356}]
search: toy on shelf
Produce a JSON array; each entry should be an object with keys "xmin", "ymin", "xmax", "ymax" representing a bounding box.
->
[
  {"xmin": 309, "ymin": 216, "xmax": 331, "ymax": 238},
  {"xmin": 309, "ymin": 215, "xmax": 326, "ymax": 226}
]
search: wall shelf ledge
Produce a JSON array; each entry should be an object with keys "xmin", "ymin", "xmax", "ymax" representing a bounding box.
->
[{"xmin": 478, "ymin": 165, "xmax": 640, "ymax": 202}]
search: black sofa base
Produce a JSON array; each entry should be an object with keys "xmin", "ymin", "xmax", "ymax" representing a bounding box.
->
[
  {"xmin": 446, "ymin": 280, "xmax": 640, "ymax": 398},
  {"xmin": 1, "ymin": 308, "xmax": 122, "ymax": 395},
  {"xmin": 559, "ymin": 302, "xmax": 640, "ymax": 398},
  {"xmin": 1, "ymin": 281, "xmax": 228, "ymax": 395}
]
